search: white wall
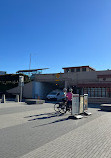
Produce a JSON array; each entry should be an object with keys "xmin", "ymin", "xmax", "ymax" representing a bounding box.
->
[{"xmin": 33, "ymin": 82, "xmax": 56, "ymax": 99}]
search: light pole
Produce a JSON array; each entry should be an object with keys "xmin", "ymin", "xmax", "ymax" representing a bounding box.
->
[{"xmin": 19, "ymin": 76, "xmax": 24, "ymax": 102}]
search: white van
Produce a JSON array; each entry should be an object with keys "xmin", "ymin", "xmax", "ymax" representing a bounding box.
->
[{"xmin": 46, "ymin": 89, "xmax": 65, "ymax": 101}]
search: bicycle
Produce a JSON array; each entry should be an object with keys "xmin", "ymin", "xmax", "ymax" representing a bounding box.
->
[{"xmin": 54, "ymin": 101, "xmax": 72, "ymax": 114}]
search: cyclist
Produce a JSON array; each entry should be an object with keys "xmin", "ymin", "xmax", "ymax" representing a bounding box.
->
[
  {"xmin": 66, "ymin": 88, "xmax": 73, "ymax": 110},
  {"xmin": 62, "ymin": 88, "xmax": 67, "ymax": 102}
]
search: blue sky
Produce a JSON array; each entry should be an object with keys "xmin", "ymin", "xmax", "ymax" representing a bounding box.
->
[{"xmin": 0, "ymin": 0, "xmax": 111, "ymax": 74}]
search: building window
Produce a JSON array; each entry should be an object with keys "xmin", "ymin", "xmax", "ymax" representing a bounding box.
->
[
  {"xmin": 82, "ymin": 68, "xmax": 86, "ymax": 72},
  {"xmin": 88, "ymin": 88, "xmax": 91, "ymax": 97},
  {"xmin": 98, "ymin": 88, "xmax": 101, "ymax": 97},
  {"xmin": 102, "ymin": 88, "xmax": 106, "ymax": 97},
  {"xmin": 76, "ymin": 68, "xmax": 80, "ymax": 72},
  {"xmin": 66, "ymin": 69, "xmax": 69, "ymax": 73},
  {"xmin": 95, "ymin": 88, "xmax": 98, "ymax": 97},
  {"xmin": 107, "ymin": 88, "xmax": 111, "ymax": 97},
  {"xmin": 71, "ymin": 68, "xmax": 75, "ymax": 72},
  {"xmin": 91, "ymin": 88, "xmax": 94, "ymax": 97},
  {"xmin": 103, "ymin": 78, "xmax": 106, "ymax": 81},
  {"xmin": 83, "ymin": 87, "xmax": 111, "ymax": 98}
]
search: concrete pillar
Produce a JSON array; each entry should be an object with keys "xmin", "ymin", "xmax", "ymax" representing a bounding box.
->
[
  {"xmin": 15, "ymin": 95, "xmax": 19, "ymax": 102},
  {"xmin": 65, "ymin": 81, "xmax": 68, "ymax": 88},
  {"xmin": 1, "ymin": 94, "xmax": 5, "ymax": 103}
]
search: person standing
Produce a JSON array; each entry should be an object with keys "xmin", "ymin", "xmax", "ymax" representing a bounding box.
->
[
  {"xmin": 62, "ymin": 88, "xmax": 67, "ymax": 102},
  {"xmin": 66, "ymin": 88, "xmax": 73, "ymax": 110}
]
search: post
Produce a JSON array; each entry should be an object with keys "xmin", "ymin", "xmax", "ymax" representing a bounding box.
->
[
  {"xmin": 80, "ymin": 95, "xmax": 84, "ymax": 113},
  {"xmin": 1, "ymin": 94, "xmax": 5, "ymax": 103},
  {"xmin": 20, "ymin": 86, "xmax": 22, "ymax": 102},
  {"xmin": 19, "ymin": 76, "xmax": 24, "ymax": 102},
  {"xmin": 84, "ymin": 94, "xmax": 92, "ymax": 115},
  {"xmin": 15, "ymin": 95, "xmax": 19, "ymax": 102},
  {"xmin": 84, "ymin": 94, "xmax": 88, "ymax": 111}
]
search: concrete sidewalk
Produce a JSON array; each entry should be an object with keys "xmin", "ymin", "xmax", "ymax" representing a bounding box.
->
[
  {"xmin": 21, "ymin": 112, "xmax": 111, "ymax": 158},
  {"xmin": 0, "ymin": 102, "xmax": 110, "ymax": 158}
]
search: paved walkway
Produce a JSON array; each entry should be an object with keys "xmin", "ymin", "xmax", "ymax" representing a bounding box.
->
[
  {"xmin": 0, "ymin": 102, "xmax": 111, "ymax": 158},
  {"xmin": 21, "ymin": 113, "xmax": 111, "ymax": 158}
]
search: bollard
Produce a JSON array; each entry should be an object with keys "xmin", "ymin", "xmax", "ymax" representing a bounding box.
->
[
  {"xmin": 15, "ymin": 95, "xmax": 19, "ymax": 102},
  {"xmin": 80, "ymin": 95, "xmax": 84, "ymax": 114},
  {"xmin": 84, "ymin": 94, "xmax": 92, "ymax": 115},
  {"xmin": 1, "ymin": 94, "xmax": 5, "ymax": 103}
]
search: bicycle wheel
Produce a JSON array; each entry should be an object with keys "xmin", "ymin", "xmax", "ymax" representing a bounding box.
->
[
  {"xmin": 54, "ymin": 103, "xmax": 61, "ymax": 113},
  {"xmin": 67, "ymin": 107, "xmax": 72, "ymax": 114},
  {"xmin": 60, "ymin": 104, "xmax": 67, "ymax": 114}
]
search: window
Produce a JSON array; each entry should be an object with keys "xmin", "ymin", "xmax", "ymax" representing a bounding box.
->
[
  {"xmin": 88, "ymin": 88, "xmax": 91, "ymax": 97},
  {"xmin": 102, "ymin": 88, "xmax": 106, "ymax": 97},
  {"xmin": 71, "ymin": 68, "xmax": 75, "ymax": 72},
  {"xmin": 98, "ymin": 88, "xmax": 101, "ymax": 97},
  {"xmin": 82, "ymin": 68, "xmax": 86, "ymax": 71},
  {"xmin": 91, "ymin": 88, "xmax": 94, "ymax": 97},
  {"xmin": 76, "ymin": 68, "xmax": 80, "ymax": 72},
  {"xmin": 103, "ymin": 78, "xmax": 106, "ymax": 81},
  {"xmin": 66, "ymin": 69, "xmax": 69, "ymax": 73},
  {"xmin": 95, "ymin": 88, "xmax": 98, "ymax": 97}
]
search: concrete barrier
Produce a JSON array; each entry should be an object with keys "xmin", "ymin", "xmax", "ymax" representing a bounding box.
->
[
  {"xmin": 15, "ymin": 95, "xmax": 19, "ymax": 102},
  {"xmin": 1, "ymin": 94, "xmax": 5, "ymax": 103},
  {"xmin": 100, "ymin": 104, "xmax": 111, "ymax": 111},
  {"xmin": 25, "ymin": 99, "xmax": 45, "ymax": 105}
]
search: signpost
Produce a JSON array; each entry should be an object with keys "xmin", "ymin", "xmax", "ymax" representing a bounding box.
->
[
  {"xmin": 72, "ymin": 94, "xmax": 83, "ymax": 119},
  {"xmin": 19, "ymin": 76, "xmax": 24, "ymax": 102}
]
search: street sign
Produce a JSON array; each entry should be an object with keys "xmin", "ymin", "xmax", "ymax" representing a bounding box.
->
[
  {"xmin": 19, "ymin": 76, "xmax": 24, "ymax": 87},
  {"xmin": 55, "ymin": 73, "xmax": 60, "ymax": 81}
]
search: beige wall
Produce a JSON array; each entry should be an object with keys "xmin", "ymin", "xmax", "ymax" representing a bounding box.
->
[{"xmin": 34, "ymin": 70, "xmax": 111, "ymax": 86}]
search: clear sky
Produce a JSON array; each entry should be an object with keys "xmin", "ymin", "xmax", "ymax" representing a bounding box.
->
[{"xmin": 0, "ymin": 0, "xmax": 111, "ymax": 74}]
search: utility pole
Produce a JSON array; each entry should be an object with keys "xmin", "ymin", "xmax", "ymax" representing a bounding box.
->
[{"xmin": 19, "ymin": 76, "xmax": 24, "ymax": 102}]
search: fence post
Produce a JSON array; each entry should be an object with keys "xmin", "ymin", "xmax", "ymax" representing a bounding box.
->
[
  {"xmin": 15, "ymin": 95, "xmax": 19, "ymax": 102},
  {"xmin": 1, "ymin": 94, "xmax": 5, "ymax": 103}
]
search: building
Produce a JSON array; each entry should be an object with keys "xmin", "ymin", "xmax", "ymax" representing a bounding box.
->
[
  {"xmin": 7, "ymin": 66, "xmax": 111, "ymax": 103},
  {"xmin": 0, "ymin": 71, "xmax": 6, "ymax": 75},
  {"xmin": 34, "ymin": 65, "xmax": 111, "ymax": 103}
]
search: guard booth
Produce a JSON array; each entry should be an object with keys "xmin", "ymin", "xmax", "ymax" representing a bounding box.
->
[{"xmin": 71, "ymin": 94, "xmax": 91, "ymax": 119}]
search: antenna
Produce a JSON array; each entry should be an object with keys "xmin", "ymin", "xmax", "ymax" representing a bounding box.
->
[{"xmin": 29, "ymin": 53, "xmax": 31, "ymax": 70}]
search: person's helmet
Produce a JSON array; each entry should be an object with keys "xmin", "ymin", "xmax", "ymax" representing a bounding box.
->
[
  {"xmin": 63, "ymin": 88, "xmax": 67, "ymax": 92},
  {"xmin": 69, "ymin": 88, "xmax": 73, "ymax": 92}
]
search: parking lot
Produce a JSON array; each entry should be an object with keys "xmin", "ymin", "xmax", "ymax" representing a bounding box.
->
[{"xmin": 0, "ymin": 102, "xmax": 111, "ymax": 158}]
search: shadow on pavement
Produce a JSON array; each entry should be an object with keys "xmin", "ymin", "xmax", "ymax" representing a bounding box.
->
[
  {"xmin": 33, "ymin": 117, "xmax": 72, "ymax": 128},
  {"xmin": 24, "ymin": 112, "xmax": 55, "ymax": 118},
  {"xmin": 26, "ymin": 112, "xmax": 64, "ymax": 121}
]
